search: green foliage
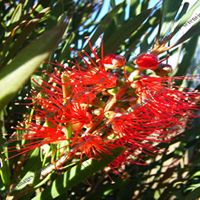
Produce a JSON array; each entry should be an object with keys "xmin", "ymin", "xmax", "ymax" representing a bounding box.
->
[
  {"xmin": 0, "ymin": 20, "xmax": 68, "ymax": 110},
  {"xmin": 32, "ymin": 148, "xmax": 123, "ymax": 200},
  {"xmin": 0, "ymin": 0, "xmax": 200, "ymax": 199}
]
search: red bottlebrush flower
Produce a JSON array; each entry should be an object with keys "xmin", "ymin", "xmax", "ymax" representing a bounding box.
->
[
  {"xmin": 135, "ymin": 76, "xmax": 199, "ymax": 112},
  {"xmin": 70, "ymin": 135, "xmax": 113, "ymax": 160},
  {"xmin": 8, "ymin": 42, "xmax": 120, "ymax": 160},
  {"xmin": 136, "ymin": 77, "xmax": 200, "ymax": 126},
  {"xmin": 68, "ymin": 66, "xmax": 117, "ymax": 103},
  {"xmin": 8, "ymin": 37, "xmax": 200, "ymax": 175},
  {"xmin": 57, "ymin": 102, "xmax": 93, "ymax": 132},
  {"xmin": 8, "ymin": 124, "xmax": 66, "ymax": 156},
  {"xmin": 102, "ymin": 54, "xmax": 126, "ymax": 69},
  {"xmin": 134, "ymin": 53, "xmax": 159, "ymax": 70},
  {"xmin": 23, "ymin": 124, "xmax": 66, "ymax": 144},
  {"xmin": 32, "ymin": 97, "xmax": 93, "ymax": 133},
  {"xmin": 109, "ymin": 76, "xmax": 200, "ymax": 167}
]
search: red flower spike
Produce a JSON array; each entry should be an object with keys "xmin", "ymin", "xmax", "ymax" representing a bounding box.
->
[
  {"xmin": 70, "ymin": 135, "xmax": 114, "ymax": 161},
  {"xmin": 23, "ymin": 124, "xmax": 66, "ymax": 143},
  {"xmin": 57, "ymin": 102, "xmax": 93, "ymax": 132},
  {"xmin": 134, "ymin": 77, "xmax": 200, "ymax": 125},
  {"xmin": 8, "ymin": 38, "xmax": 200, "ymax": 175},
  {"xmin": 8, "ymin": 124, "xmax": 67, "ymax": 158},
  {"xmin": 102, "ymin": 54, "xmax": 126, "ymax": 69},
  {"xmin": 134, "ymin": 53, "xmax": 159, "ymax": 70},
  {"xmin": 68, "ymin": 67, "xmax": 117, "ymax": 103},
  {"xmin": 109, "ymin": 76, "xmax": 200, "ymax": 167}
]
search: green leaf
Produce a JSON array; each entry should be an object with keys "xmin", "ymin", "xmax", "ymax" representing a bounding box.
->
[
  {"xmin": 10, "ymin": 3, "xmax": 23, "ymax": 24},
  {"xmin": 175, "ymin": 35, "xmax": 198, "ymax": 76},
  {"xmin": 14, "ymin": 172, "xmax": 35, "ymax": 191},
  {"xmin": 125, "ymin": 10, "xmax": 160, "ymax": 56},
  {"xmin": 174, "ymin": 21, "xmax": 200, "ymax": 47},
  {"xmin": 160, "ymin": 0, "xmax": 183, "ymax": 37},
  {"xmin": 0, "ymin": 111, "xmax": 10, "ymax": 187},
  {"xmin": 21, "ymin": 148, "xmax": 42, "ymax": 178},
  {"xmin": 184, "ymin": 187, "xmax": 200, "ymax": 200},
  {"xmin": 0, "ymin": 157, "xmax": 11, "ymax": 187},
  {"xmin": 2, "ymin": 19, "xmax": 40, "ymax": 66},
  {"xmin": 129, "ymin": 0, "xmax": 141, "ymax": 16},
  {"xmin": 32, "ymin": 148, "xmax": 123, "ymax": 200},
  {"xmin": 104, "ymin": 8, "xmax": 152, "ymax": 54},
  {"xmin": 171, "ymin": 0, "xmax": 200, "ymax": 36},
  {"xmin": 0, "ymin": 20, "xmax": 68, "ymax": 111},
  {"xmin": 8, "ymin": 149, "xmax": 41, "ymax": 194},
  {"xmin": 192, "ymin": 171, "xmax": 200, "ymax": 178},
  {"xmin": 84, "ymin": 3, "xmax": 124, "ymax": 50},
  {"xmin": 175, "ymin": 2, "xmax": 189, "ymax": 21}
]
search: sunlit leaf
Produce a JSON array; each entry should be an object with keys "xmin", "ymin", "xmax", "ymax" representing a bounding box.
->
[
  {"xmin": 174, "ymin": 21, "xmax": 200, "ymax": 46},
  {"xmin": 0, "ymin": 20, "xmax": 68, "ymax": 110},
  {"xmin": 32, "ymin": 148, "xmax": 123, "ymax": 199},
  {"xmin": 10, "ymin": 4, "xmax": 23, "ymax": 24},
  {"xmin": 104, "ymin": 8, "xmax": 152, "ymax": 54},
  {"xmin": 160, "ymin": 0, "xmax": 183, "ymax": 37}
]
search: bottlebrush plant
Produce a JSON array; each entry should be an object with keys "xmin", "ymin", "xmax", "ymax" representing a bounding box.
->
[
  {"xmin": 1, "ymin": 1, "xmax": 200, "ymax": 200},
  {"xmin": 8, "ymin": 40, "xmax": 200, "ymax": 172}
]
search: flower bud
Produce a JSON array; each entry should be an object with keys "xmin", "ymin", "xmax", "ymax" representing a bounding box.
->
[
  {"xmin": 155, "ymin": 64, "xmax": 172, "ymax": 76},
  {"xmin": 102, "ymin": 54, "xmax": 126, "ymax": 69},
  {"xmin": 134, "ymin": 53, "xmax": 159, "ymax": 70}
]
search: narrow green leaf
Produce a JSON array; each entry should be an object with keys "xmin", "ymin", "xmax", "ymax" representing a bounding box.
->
[
  {"xmin": 130, "ymin": 0, "xmax": 140, "ymax": 16},
  {"xmin": 6, "ymin": 150, "xmax": 41, "ymax": 195},
  {"xmin": 175, "ymin": 35, "xmax": 198, "ymax": 76},
  {"xmin": 32, "ymin": 148, "xmax": 123, "ymax": 200},
  {"xmin": 184, "ymin": 187, "xmax": 200, "ymax": 200},
  {"xmin": 174, "ymin": 21, "xmax": 200, "ymax": 47},
  {"xmin": 175, "ymin": 2, "xmax": 189, "ymax": 21},
  {"xmin": 14, "ymin": 172, "xmax": 35, "ymax": 191},
  {"xmin": 84, "ymin": 3, "xmax": 124, "ymax": 50},
  {"xmin": 160, "ymin": 0, "xmax": 183, "ymax": 37},
  {"xmin": 10, "ymin": 4, "xmax": 23, "ymax": 24},
  {"xmin": 0, "ymin": 157, "xmax": 11, "ymax": 186},
  {"xmin": 0, "ymin": 111, "xmax": 10, "ymax": 186},
  {"xmin": 125, "ymin": 10, "xmax": 160, "ymax": 56},
  {"xmin": 20, "ymin": 148, "xmax": 41, "ymax": 178},
  {"xmin": 104, "ymin": 8, "xmax": 152, "ymax": 54},
  {"xmin": 0, "ymin": 20, "xmax": 68, "ymax": 110},
  {"xmin": 2, "ymin": 19, "xmax": 40, "ymax": 66},
  {"xmin": 171, "ymin": 0, "xmax": 200, "ymax": 36},
  {"xmin": 141, "ymin": 0, "xmax": 150, "ymax": 12}
]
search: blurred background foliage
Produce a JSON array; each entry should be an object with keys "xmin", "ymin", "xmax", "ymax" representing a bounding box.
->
[{"xmin": 0, "ymin": 0, "xmax": 200, "ymax": 199}]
